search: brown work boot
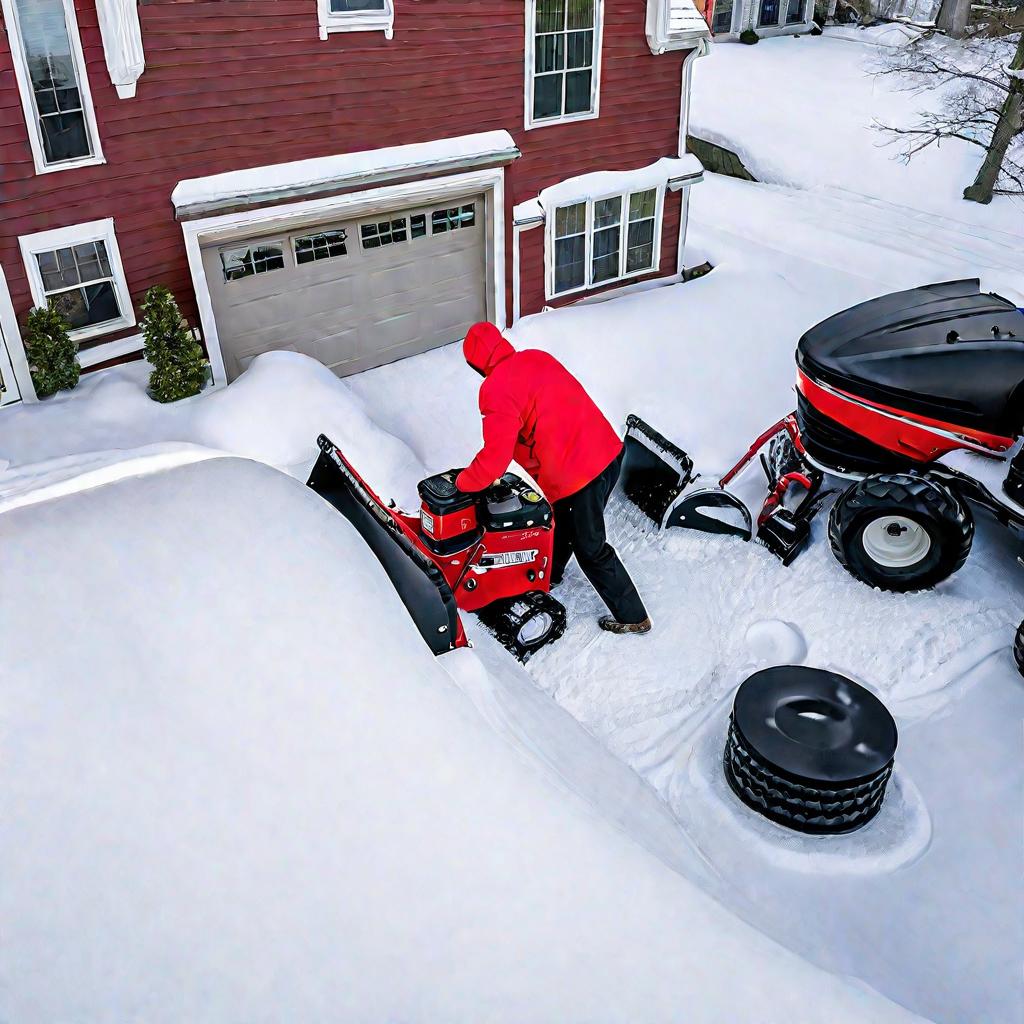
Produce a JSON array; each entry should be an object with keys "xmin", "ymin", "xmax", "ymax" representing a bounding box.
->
[{"xmin": 598, "ymin": 616, "xmax": 652, "ymax": 635}]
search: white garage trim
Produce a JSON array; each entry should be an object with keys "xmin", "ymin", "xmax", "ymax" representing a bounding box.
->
[
  {"xmin": 0, "ymin": 263, "xmax": 36, "ymax": 405},
  {"xmin": 181, "ymin": 167, "xmax": 507, "ymax": 387}
]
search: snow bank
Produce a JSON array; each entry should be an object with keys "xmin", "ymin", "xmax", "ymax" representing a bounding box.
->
[
  {"xmin": 0, "ymin": 350, "xmax": 425, "ymax": 507},
  {"xmin": 0, "ymin": 458, "xmax": 926, "ymax": 1023}
]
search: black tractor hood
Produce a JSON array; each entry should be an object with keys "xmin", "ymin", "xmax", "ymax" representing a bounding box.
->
[{"xmin": 797, "ymin": 280, "xmax": 1024, "ymax": 437}]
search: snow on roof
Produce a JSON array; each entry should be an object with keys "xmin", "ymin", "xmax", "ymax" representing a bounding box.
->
[
  {"xmin": 171, "ymin": 130, "xmax": 520, "ymax": 218},
  {"xmin": 537, "ymin": 155, "xmax": 704, "ymax": 212},
  {"xmin": 646, "ymin": 0, "xmax": 712, "ymax": 53}
]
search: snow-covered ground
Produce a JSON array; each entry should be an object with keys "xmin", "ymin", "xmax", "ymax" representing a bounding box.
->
[
  {"xmin": 0, "ymin": 455, "xmax": 929, "ymax": 1023},
  {"xmin": 689, "ymin": 33, "xmax": 1024, "ymax": 252},
  {"xmin": 2, "ymin": 29, "xmax": 1022, "ymax": 1024}
]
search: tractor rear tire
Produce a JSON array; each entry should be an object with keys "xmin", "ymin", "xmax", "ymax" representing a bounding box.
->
[{"xmin": 828, "ymin": 473, "xmax": 973, "ymax": 592}]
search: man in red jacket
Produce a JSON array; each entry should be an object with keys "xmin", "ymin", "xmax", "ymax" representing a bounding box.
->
[{"xmin": 455, "ymin": 323, "xmax": 650, "ymax": 634}]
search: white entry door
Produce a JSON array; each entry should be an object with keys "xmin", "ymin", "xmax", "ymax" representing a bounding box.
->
[{"xmin": 0, "ymin": 265, "xmax": 31, "ymax": 408}]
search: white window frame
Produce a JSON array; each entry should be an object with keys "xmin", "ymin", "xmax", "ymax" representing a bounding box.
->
[
  {"xmin": 545, "ymin": 185, "xmax": 665, "ymax": 300},
  {"xmin": 1, "ymin": 0, "xmax": 105, "ymax": 175},
  {"xmin": 524, "ymin": 0, "xmax": 604, "ymax": 131},
  {"xmin": 19, "ymin": 218, "xmax": 135, "ymax": 343},
  {"xmin": 317, "ymin": 0, "xmax": 395, "ymax": 40}
]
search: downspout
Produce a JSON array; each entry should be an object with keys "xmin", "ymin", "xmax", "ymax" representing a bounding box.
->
[
  {"xmin": 512, "ymin": 211, "xmax": 544, "ymax": 325},
  {"xmin": 677, "ymin": 38, "xmax": 710, "ymax": 274}
]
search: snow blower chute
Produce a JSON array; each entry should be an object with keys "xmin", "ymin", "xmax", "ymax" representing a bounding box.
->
[{"xmin": 307, "ymin": 435, "xmax": 566, "ymax": 662}]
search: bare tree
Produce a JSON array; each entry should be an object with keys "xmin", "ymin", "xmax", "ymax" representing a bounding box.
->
[{"xmin": 872, "ymin": 30, "xmax": 1024, "ymax": 203}]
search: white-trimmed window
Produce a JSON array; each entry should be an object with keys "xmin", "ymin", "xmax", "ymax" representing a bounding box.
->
[
  {"xmin": 1, "ymin": 0, "xmax": 104, "ymax": 174},
  {"xmin": 19, "ymin": 219, "xmax": 134, "ymax": 341},
  {"xmin": 317, "ymin": 0, "xmax": 395, "ymax": 40},
  {"xmin": 548, "ymin": 187, "xmax": 663, "ymax": 298},
  {"xmin": 526, "ymin": 0, "xmax": 603, "ymax": 129}
]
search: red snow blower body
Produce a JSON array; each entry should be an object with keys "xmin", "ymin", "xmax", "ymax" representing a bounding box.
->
[
  {"xmin": 308, "ymin": 435, "xmax": 566, "ymax": 661},
  {"xmin": 620, "ymin": 280, "xmax": 1024, "ymax": 603}
]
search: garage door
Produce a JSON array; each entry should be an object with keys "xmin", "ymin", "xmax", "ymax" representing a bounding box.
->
[{"xmin": 202, "ymin": 195, "xmax": 488, "ymax": 381}]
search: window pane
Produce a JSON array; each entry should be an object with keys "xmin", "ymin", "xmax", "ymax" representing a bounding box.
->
[
  {"xmin": 593, "ymin": 196, "xmax": 622, "ymax": 230},
  {"xmin": 410, "ymin": 214, "xmax": 427, "ymax": 239},
  {"xmin": 533, "ymin": 73, "xmax": 563, "ymax": 121},
  {"xmin": 330, "ymin": 0, "xmax": 386, "ymax": 10},
  {"xmin": 564, "ymin": 69, "xmax": 593, "ymax": 115},
  {"xmin": 566, "ymin": 0, "xmax": 594, "ymax": 29},
  {"xmin": 591, "ymin": 226, "xmax": 620, "ymax": 283},
  {"xmin": 626, "ymin": 219, "xmax": 656, "ymax": 273},
  {"xmin": 361, "ymin": 219, "xmax": 407, "ymax": 248},
  {"xmin": 294, "ymin": 229, "xmax": 347, "ymax": 265},
  {"xmin": 554, "ymin": 235, "xmax": 585, "ymax": 293},
  {"xmin": 459, "ymin": 204, "xmax": 476, "ymax": 227},
  {"xmin": 786, "ymin": 0, "xmax": 803, "ymax": 22},
  {"xmin": 15, "ymin": 0, "xmax": 92, "ymax": 163},
  {"xmin": 535, "ymin": 33, "xmax": 565, "ymax": 74},
  {"xmin": 555, "ymin": 202, "xmax": 586, "ymax": 238},
  {"xmin": 50, "ymin": 280, "xmax": 120, "ymax": 330},
  {"xmin": 713, "ymin": 0, "xmax": 734, "ymax": 30},
  {"xmin": 628, "ymin": 189, "xmax": 657, "ymax": 222},
  {"xmin": 40, "ymin": 110, "xmax": 88, "ymax": 164},
  {"xmin": 759, "ymin": 0, "xmax": 780, "ymax": 25},
  {"xmin": 565, "ymin": 30, "xmax": 593, "ymax": 69},
  {"xmin": 220, "ymin": 243, "xmax": 283, "ymax": 281},
  {"xmin": 535, "ymin": 0, "xmax": 565, "ymax": 32}
]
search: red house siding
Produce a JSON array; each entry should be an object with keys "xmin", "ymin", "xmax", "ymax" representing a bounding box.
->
[{"xmin": 0, "ymin": 0, "xmax": 690, "ymax": 363}]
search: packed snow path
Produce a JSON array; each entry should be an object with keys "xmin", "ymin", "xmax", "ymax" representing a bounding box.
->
[{"xmin": 715, "ymin": 182, "xmax": 1024, "ymax": 298}]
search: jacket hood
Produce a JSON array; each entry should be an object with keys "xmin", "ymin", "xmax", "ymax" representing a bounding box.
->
[{"xmin": 464, "ymin": 323, "xmax": 515, "ymax": 376}]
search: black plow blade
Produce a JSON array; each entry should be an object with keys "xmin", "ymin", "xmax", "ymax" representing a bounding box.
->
[
  {"xmin": 307, "ymin": 435, "xmax": 461, "ymax": 656},
  {"xmin": 621, "ymin": 414, "xmax": 752, "ymax": 540},
  {"xmin": 621, "ymin": 414, "xmax": 695, "ymax": 526}
]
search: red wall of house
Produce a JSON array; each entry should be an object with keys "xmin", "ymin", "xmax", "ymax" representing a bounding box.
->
[{"xmin": 0, "ymin": 0, "xmax": 688, "ymax": 355}]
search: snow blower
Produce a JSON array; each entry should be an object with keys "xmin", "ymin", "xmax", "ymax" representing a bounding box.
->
[{"xmin": 307, "ymin": 435, "xmax": 566, "ymax": 662}]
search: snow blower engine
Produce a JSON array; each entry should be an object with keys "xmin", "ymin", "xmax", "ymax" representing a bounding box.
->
[{"xmin": 307, "ymin": 435, "xmax": 566, "ymax": 661}]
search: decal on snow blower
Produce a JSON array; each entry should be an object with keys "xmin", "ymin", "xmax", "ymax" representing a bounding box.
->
[{"xmin": 472, "ymin": 549, "xmax": 539, "ymax": 572}]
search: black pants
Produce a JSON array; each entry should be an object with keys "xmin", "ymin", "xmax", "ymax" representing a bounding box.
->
[{"xmin": 551, "ymin": 452, "xmax": 648, "ymax": 624}]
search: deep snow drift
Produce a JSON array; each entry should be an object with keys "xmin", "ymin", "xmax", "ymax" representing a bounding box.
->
[{"xmin": 0, "ymin": 456, "xmax": 927, "ymax": 1023}]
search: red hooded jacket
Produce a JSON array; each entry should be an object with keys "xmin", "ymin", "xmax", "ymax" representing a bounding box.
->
[{"xmin": 455, "ymin": 323, "xmax": 623, "ymax": 503}]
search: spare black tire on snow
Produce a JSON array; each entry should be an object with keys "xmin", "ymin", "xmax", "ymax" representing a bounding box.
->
[
  {"xmin": 1014, "ymin": 620, "xmax": 1024, "ymax": 678},
  {"xmin": 724, "ymin": 666, "xmax": 898, "ymax": 835},
  {"xmin": 828, "ymin": 473, "xmax": 973, "ymax": 592}
]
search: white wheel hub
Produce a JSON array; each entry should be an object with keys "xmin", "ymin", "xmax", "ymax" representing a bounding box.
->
[
  {"xmin": 861, "ymin": 515, "xmax": 932, "ymax": 568},
  {"xmin": 518, "ymin": 611, "xmax": 553, "ymax": 646}
]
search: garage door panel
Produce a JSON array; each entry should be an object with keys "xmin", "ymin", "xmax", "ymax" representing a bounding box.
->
[{"xmin": 206, "ymin": 192, "xmax": 488, "ymax": 381}]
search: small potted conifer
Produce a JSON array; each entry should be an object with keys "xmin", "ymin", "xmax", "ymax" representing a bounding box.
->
[
  {"xmin": 23, "ymin": 302, "xmax": 80, "ymax": 398},
  {"xmin": 140, "ymin": 285, "xmax": 209, "ymax": 402}
]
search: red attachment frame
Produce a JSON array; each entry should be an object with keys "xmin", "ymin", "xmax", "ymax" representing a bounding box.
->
[{"xmin": 719, "ymin": 414, "xmax": 803, "ymax": 487}]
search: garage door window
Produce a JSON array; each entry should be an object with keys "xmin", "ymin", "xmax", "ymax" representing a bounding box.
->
[
  {"xmin": 361, "ymin": 218, "xmax": 408, "ymax": 249},
  {"xmin": 549, "ymin": 186, "xmax": 663, "ymax": 298},
  {"xmin": 221, "ymin": 243, "xmax": 285, "ymax": 282},
  {"xmin": 295, "ymin": 229, "xmax": 348, "ymax": 265},
  {"xmin": 432, "ymin": 204, "xmax": 476, "ymax": 233}
]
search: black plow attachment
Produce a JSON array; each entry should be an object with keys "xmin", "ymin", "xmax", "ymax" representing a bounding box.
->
[
  {"xmin": 620, "ymin": 413, "xmax": 833, "ymax": 566},
  {"xmin": 307, "ymin": 435, "xmax": 461, "ymax": 656},
  {"xmin": 621, "ymin": 414, "xmax": 753, "ymax": 540}
]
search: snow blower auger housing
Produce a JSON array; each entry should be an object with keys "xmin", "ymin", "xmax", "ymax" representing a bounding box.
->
[{"xmin": 307, "ymin": 435, "xmax": 566, "ymax": 662}]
